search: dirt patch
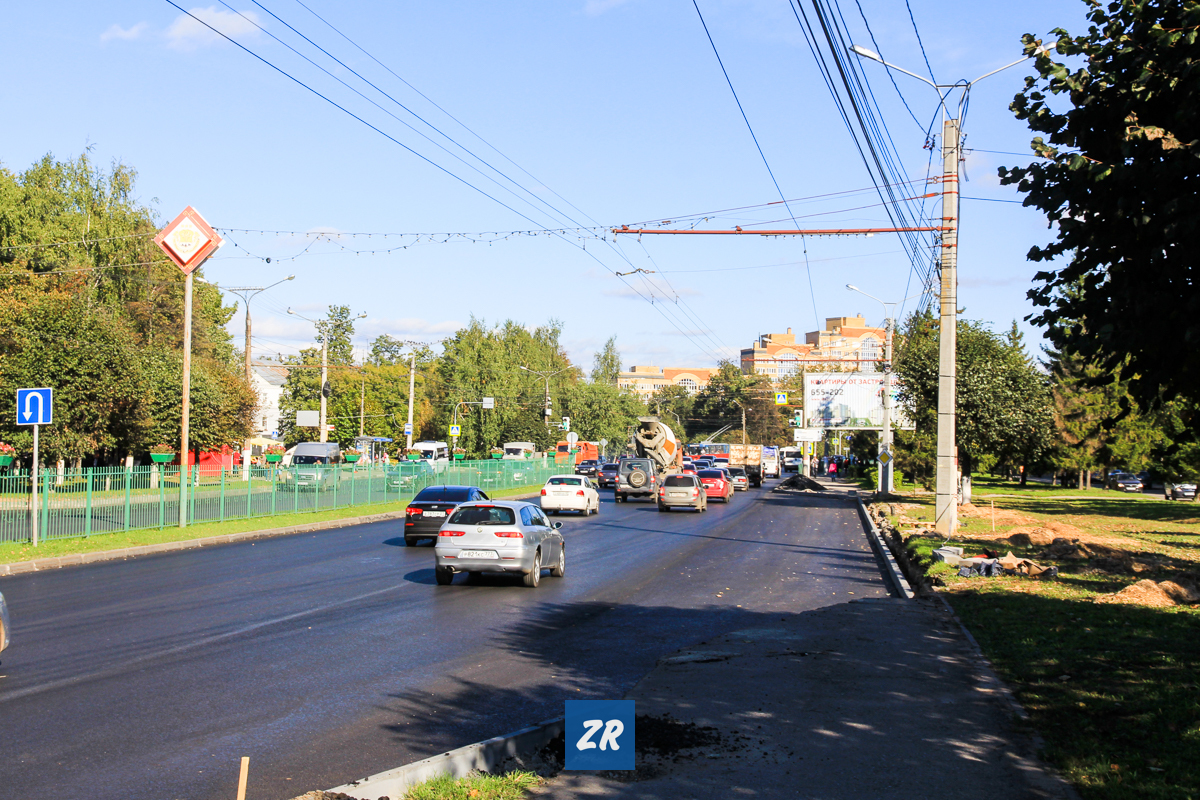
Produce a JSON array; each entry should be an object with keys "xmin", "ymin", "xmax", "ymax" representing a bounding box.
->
[
  {"xmin": 959, "ymin": 502, "xmax": 1036, "ymax": 526},
  {"xmin": 287, "ymin": 793, "xmax": 355, "ymax": 800},
  {"xmin": 1095, "ymin": 579, "xmax": 1178, "ymax": 608}
]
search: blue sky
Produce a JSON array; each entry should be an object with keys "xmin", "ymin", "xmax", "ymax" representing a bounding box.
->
[{"xmin": 3, "ymin": 0, "xmax": 1086, "ymax": 371}]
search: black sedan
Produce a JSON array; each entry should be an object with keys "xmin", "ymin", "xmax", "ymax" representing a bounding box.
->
[
  {"xmin": 574, "ymin": 459, "xmax": 601, "ymax": 478},
  {"xmin": 404, "ymin": 485, "xmax": 489, "ymax": 546},
  {"xmin": 596, "ymin": 462, "xmax": 620, "ymax": 489}
]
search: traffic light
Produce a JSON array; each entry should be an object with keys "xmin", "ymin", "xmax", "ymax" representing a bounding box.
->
[{"xmin": 562, "ymin": 416, "xmax": 571, "ymax": 432}]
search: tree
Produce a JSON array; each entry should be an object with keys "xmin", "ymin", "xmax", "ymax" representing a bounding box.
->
[
  {"xmin": 591, "ymin": 336, "xmax": 622, "ymax": 386},
  {"xmin": 894, "ymin": 310, "xmax": 1056, "ymax": 485},
  {"xmin": 1000, "ymin": 0, "xmax": 1200, "ymax": 407}
]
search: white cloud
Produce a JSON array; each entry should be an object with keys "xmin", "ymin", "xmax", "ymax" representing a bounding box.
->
[
  {"xmin": 101, "ymin": 22, "xmax": 149, "ymax": 43},
  {"xmin": 166, "ymin": 7, "xmax": 261, "ymax": 51},
  {"xmin": 584, "ymin": 0, "xmax": 635, "ymax": 15}
]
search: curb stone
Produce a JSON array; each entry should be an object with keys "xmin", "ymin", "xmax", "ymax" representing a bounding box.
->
[
  {"xmin": 856, "ymin": 496, "xmax": 916, "ymax": 599},
  {"xmin": 0, "ymin": 491, "xmax": 540, "ymax": 578},
  {"xmin": 329, "ymin": 716, "xmax": 565, "ymax": 799}
]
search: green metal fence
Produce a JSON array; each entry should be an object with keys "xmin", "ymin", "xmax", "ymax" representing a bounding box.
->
[{"xmin": 0, "ymin": 456, "xmax": 574, "ymax": 545}]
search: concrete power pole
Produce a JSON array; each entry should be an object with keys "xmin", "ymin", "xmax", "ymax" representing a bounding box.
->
[
  {"xmin": 406, "ymin": 351, "xmax": 416, "ymax": 450},
  {"xmin": 319, "ymin": 332, "xmax": 329, "ymax": 444},
  {"xmin": 881, "ymin": 318, "xmax": 894, "ymax": 494},
  {"xmin": 934, "ymin": 118, "xmax": 961, "ymax": 534}
]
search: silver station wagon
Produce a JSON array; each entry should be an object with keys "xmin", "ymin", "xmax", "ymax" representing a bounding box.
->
[{"xmin": 434, "ymin": 500, "xmax": 565, "ymax": 588}]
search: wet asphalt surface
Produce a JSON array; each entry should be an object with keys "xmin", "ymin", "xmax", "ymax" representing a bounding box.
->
[{"xmin": 0, "ymin": 481, "xmax": 893, "ymax": 800}]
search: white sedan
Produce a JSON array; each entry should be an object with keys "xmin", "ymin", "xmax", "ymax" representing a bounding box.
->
[{"xmin": 539, "ymin": 474, "xmax": 600, "ymax": 515}]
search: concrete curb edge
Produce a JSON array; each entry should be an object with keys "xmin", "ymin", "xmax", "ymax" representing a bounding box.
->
[
  {"xmin": 855, "ymin": 496, "xmax": 915, "ymax": 599},
  {"xmin": 0, "ymin": 492, "xmax": 540, "ymax": 578},
  {"xmin": 330, "ymin": 716, "xmax": 565, "ymax": 799}
]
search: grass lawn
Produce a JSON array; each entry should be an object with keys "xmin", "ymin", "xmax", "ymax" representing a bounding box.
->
[
  {"xmin": 399, "ymin": 770, "xmax": 542, "ymax": 800},
  {"xmin": 0, "ymin": 483, "xmax": 543, "ymax": 566},
  {"xmin": 874, "ymin": 477, "xmax": 1200, "ymax": 799}
]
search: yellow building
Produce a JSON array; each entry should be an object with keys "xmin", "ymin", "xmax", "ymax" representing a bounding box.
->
[
  {"xmin": 617, "ymin": 365, "xmax": 716, "ymax": 399},
  {"xmin": 739, "ymin": 317, "xmax": 886, "ymax": 381}
]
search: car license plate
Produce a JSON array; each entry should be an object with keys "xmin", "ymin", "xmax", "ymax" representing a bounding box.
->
[
  {"xmin": 459, "ymin": 550, "xmax": 497, "ymax": 559},
  {"xmin": 553, "ymin": 491, "xmax": 569, "ymax": 496},
  {"xmin": 424, "ymin": 510, "xmax": 445, "ymax": 517}
]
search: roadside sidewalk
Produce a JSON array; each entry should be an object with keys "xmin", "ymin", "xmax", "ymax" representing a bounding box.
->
[
  {"xmin": 0, "ymin": 490, "xmax": 541, "ymax": 577},
  {"xmin": 528, "ymin": 597, "xmax": 1075, "ymax": 800}
]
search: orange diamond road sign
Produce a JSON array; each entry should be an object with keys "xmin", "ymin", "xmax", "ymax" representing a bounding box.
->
[{"xmin": 154, "ymin": 206, "xmax": 223, "ymax": 274}]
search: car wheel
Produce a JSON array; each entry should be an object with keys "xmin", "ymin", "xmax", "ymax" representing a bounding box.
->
[
  {"xmin": 657, "ymin": 502, "xmax": 668, "ymax": 512},
  {"xmin": 523, "ymin": 550, "xmax": 542, "ymax": 588},
  {"xmin": 550, "ymin": 544, "xmax": 566, "ymax": 577},
  {"xmin": 435, "ymin": 567, "xmax": 454, "ymax": 586}
]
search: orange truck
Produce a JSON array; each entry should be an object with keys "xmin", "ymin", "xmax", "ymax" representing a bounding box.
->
[{"xmin": 555, "ymin": 440, "xmax": 599, "ymax": 464}]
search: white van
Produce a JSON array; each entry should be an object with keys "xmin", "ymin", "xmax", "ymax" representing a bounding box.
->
[
  {"xmin": 412, "ymin": 440, "xmax": 450, "ymax": 472},
  {"xmin": 502, "ymin": 442, "xmax": 537, "ymax": 460}
]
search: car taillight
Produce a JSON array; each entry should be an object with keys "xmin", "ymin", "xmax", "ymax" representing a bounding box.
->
[
  {"xmin": 494, "ymin": 531, "xmax": 523, "ymax": 538},
  {"xmin": 541, "ymin": 488, "xmax": 547, "ymax": 496},
  {"xmin": 576, "ymin": 490, "xmax": 585, "ymax": 497},
  {"xmin": 659, "ymin": 488, "xmax": 666, "ymax": 496},
  {"xmin": 406, "ymin": 507, "xmax": 422, "ymax": 516},
  {"xmin": 691, "ymin": 488, "xmax": 698, "ymax": 498},
  {"xmin": 439, "ymin": 530, "xmax": 464, "ymax": 537}
]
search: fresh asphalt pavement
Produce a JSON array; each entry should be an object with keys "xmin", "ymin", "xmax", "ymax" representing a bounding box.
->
[{"xmin": 0, "ymin": 480, "xmax": 893, "ymax": 800}]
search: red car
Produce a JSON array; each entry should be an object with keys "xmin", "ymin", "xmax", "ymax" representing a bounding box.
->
[{"xmin": 697, "ymin": 469, "xmax": 733, "ymax": 503}]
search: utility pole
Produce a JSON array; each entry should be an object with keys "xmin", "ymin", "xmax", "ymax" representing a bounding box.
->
[
  {"xmin": 221, "ymin": 276, "xmax": 294, "ymax": 479},
  {"xmin": 846, "ymin": 284, "xmax": 928, "ymax": 496},
  {"xmin": 288, "ymin": 307, "xmax": 366, "ymax": 446},
  {"xmin": 406, "ymin": 351, "xmax": 416, "ymax": 450},
  {"xmin": 519, "ymin": 365, "xmax": 571, "ymax": 426},
  {"xmin": 359, "ymin": 372, "xmax": 366, "ymax": 438},
  {"xmin": 934, "ymin": 118, "xmax": 960, "ymax": 533},
  {"xmin": 319, "ymin": 333, "xmax": 329, "ymax": 444}
]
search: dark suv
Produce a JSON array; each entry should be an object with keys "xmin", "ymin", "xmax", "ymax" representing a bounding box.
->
[
  {"xmin": 615, "ymin": 458, "xmax": 658, "ymax": 503},
  {"xmin": 574, "ymin": 459, "xmax": 601, "ymax": 478}
]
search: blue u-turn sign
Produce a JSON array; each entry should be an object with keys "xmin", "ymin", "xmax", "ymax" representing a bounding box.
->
[
  {"xmin": 565, "ymin": 700, "xmax": 635, "ymax": 770},
  {"xmin": 17, "ymin": 388, "xmax": 53, "ymax": 425}
]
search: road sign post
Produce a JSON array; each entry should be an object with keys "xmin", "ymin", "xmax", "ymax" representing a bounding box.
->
[
  {"xmin": 17, "ymin": 388, "xmax": 53, "ymax": 547},
  {"xmin": 154, "ymin": 207, "xmax": 223, "ymax": 528}
]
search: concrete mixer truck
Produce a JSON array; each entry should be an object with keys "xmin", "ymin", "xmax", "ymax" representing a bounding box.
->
[{"xmin": 614, "ymin": 417, "xmax": 682, "ymax": 503}]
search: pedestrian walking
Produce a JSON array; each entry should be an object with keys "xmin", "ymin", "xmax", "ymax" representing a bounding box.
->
[{"xmin": 829, "ymin": 459, "xmax": 839, "ymax": 480}]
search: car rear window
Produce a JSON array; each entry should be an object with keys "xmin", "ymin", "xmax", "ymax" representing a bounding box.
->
[
  {"xmin": 729, "ymin": 468, "xmax": 747, "ymax": 476},
  {"xmin": 664, "ymin": 475, "xmax": 697, "ymax": 487},
  {"xmin": 449, "ymin": 505, "xmax": 516, "ymax": 525},
  {"xmin": 415, "ymin": 486, "xmax": 472, "ymax": 502},
  {"xmin": 548, "ymin": 477, "xmax": 582, "ymax": 486},
  {"xmin": 601, "ymin": 464, "xmax": 618, "ymax": 470},
  {"xmin": 620, "ymin": 461, "xmax": 651, "ymax": 472},
  {"xmin": 698, "ymin": 470, "xmax": 724, "ymax": 478}
]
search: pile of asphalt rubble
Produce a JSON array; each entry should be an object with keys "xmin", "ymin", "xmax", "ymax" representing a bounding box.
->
[
  {"xmin": 775, "ymin": 474, "xmax": 825, "ymax": 493},
  {"xmin": 288, "ymin": 714, "xmax": 743, "ymax": 800}
]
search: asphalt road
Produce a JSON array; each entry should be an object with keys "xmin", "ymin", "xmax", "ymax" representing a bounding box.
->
[{"xmin": 0, "ymin": 480, "xmax": 893, "ymax": 800}]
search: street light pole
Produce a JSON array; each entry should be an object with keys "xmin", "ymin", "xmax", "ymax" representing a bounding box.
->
[
  {"xmin": 848, "ymin": 44, "xmax": 1045, "ymax": 531},
  {"xmin": 289, "ymin": 308, "xmax": 366, "ymax": 445},
  {"xmin": 846, "ymin": 285, "xmax": 930, "ymax": 495},
  {"xmin": 220, "ymin": 275, "xmax": 295, "ymax": 477},
  {"xmin": 519, "ymin": 365, "xmax": 572, "ymax": 426}
]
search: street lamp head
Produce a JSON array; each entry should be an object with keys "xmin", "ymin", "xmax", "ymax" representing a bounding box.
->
[
  {"xmin": 287, "ymin": 274, "xmax": 296, "ymax": 281},
  {"xmin": 846, "ymin": 284, "xmax": 859, "ymax": 292},
  {"xmin": 286, "ymin": 307, "xmax": 295, "ymax": 315},
  {"xmin": 849, "ymin": 44, "xmax": 882, "ymax": 63}
]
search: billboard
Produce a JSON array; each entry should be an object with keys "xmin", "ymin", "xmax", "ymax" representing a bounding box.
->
[{"xmin": 803, "ymin": 372, "xmax": 914, "ymax": 430}]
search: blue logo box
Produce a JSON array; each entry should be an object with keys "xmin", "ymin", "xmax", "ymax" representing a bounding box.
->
[{"xmin": 564, "ymin": 700, "xmax": 635, "ymax": 771}]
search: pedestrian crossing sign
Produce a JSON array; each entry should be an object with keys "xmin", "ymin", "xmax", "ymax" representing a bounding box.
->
[
  {"xmin": 774, "ymin": 392, "xmax": 787, "ymax": 405},
  {"xmin": 449, "ymin": 425, "xmax": 461, "ymax": 437}
]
